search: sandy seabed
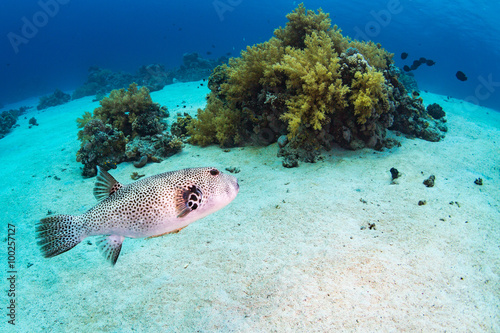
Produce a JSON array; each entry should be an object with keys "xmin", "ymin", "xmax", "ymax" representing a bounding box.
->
[{"xmin": 0, "ymin": 81, "xmax": 499, "ymax": 332}]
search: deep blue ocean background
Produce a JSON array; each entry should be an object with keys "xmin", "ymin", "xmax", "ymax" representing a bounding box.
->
[{"xmin": 1, "ymin": 0, "xmax": 499, "ymax": 110}]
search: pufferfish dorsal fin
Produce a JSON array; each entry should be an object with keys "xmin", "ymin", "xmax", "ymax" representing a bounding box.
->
[
  {"xmin": 93, "ymin": 166, "xmax": 123, "ymax": 202},
  {"xmin": 175, "ymin": 185, "xmax": 203, "ymax": 218}
]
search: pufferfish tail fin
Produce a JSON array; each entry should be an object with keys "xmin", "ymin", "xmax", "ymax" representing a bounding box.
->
[{"xmin": 36, "ymin": 215, "xmax": 85, "ymax": 259}]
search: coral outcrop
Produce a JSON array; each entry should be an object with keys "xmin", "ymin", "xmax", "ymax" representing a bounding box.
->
[
  {"xmin": 37, "ymin": 89, "xmax": 71, "ymax": 110},
  {"xmin": 72, "ymin": 55, "xmax": 228, "ymax": 101},
  {"xmin": 72, "ymin": 66, "xmax": 135, "ymax": 100},
  {"xmin": 175, "ymin": 53, "xmax": 228, "ymax": 82},
  {"xmin": 136, "ymin": 64, "xmax": 173, "ymax": 92},
  {"xmin": 76, "ymin": 83, "xmax": 180, "ymax": 177},
  {"xmin": 0, "ymin": 106, "xmax": 31, "ymax": 139},
  {"xmin": 187, "ymin": 3, "xmax": 447, "ymax": 166},
  {"xmin": 0, "ymin": 111, "xmax": 18, "ymax": 138}
]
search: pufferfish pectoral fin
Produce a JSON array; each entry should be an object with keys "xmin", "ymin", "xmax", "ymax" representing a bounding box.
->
[
  {"xmin": 96, "ymin": 235, "xmax": 125, "ymax": 266},
  {"xmin": 93, "ymin": 166, "xmax": 124, "ymax": 202},
  {"xmin": 175, "ymin": 185, "xmax": 203, "ymax": 218}
]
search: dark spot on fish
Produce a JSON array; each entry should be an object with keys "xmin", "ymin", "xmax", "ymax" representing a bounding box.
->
[
  {"xmin": 456, "ymin": 71, "xmax": 467, "ymax": 81},
  {"xmin": 401, "ymin": 52, "xmax": 408, "ymax": 60}
]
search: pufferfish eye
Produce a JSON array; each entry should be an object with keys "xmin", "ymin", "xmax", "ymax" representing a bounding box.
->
[{"xmin": 210, "ymin": 168, "xmax": 219, "ymax": 176}]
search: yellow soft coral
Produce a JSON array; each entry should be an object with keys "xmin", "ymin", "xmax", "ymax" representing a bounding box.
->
[
  {"xmin": 274, "ymin": 31, "xmax": 349, "ymax": 137},
  {"xmin": 274, "ymin": 3, "xmax": 331, "ymax": 49},
  {"xmin": 94, "ymin": 83, "xmax": 154, "ymax": 138},
  {"xmin": 187, "ymin": 95, "xmax": 241, "ymax": 147},
  {"xmin": 348, "ymin": 40, "xmax": 393, "ymax": 70},
  {"xmin": 188, "ymin": 3, "xmax": 396, "ymax": 148},
  {"xmin": 222, "ymin": 37, "xmax": 284, "ymax": 103},
  {"xmin": 350, "ymin": 68, "xmax": 386, "ymax": 124}
]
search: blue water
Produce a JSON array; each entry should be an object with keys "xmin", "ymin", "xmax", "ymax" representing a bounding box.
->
[{"xmin": 0, "ymin": 0, "xmax": 499, "ymax": 110}]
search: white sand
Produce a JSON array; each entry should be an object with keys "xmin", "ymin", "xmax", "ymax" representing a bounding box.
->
[{"xmin": 1, "ymin": 81, "xmax": 499, "ymax": 332}]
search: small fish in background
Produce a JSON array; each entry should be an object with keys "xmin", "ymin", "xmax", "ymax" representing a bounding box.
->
[
  {"xmin": 36, "ymin": 167, "xmax": 239, "ymax": 265},
  {"xmin": 401, "ymin": 52, "xmax": 408, "ymax": 60},
  {"xmin": 410, "ymin": 60, "xmax": 421, "ymax": 71},
  {"xmin": 403, "ymin": 56, "xmax": 436, "ymax": 72},
  {"xmin": 456, "ymin": 71, "xmax": 468, "ymax": 81}
]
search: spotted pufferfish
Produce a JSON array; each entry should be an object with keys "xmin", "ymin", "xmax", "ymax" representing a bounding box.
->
[{"xmin": 36, "ymin": 167, "xmax": 239, "ymax": 265}]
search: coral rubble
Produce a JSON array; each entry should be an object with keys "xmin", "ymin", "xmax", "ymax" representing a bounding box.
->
[
  {"xmin": 423, "ymin": 175, "xmax": 436, "ymax": 187},
  {"xmin": 76, "ymin": 83, "xmax": 180, "ymax": 177},
  {"xmin": 187, "ymin": 3, "xmax": 447, "ymax": 166},
  {"xmin": 28, "ymin": 117, "xmax": 38, "ymax": 128}
]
